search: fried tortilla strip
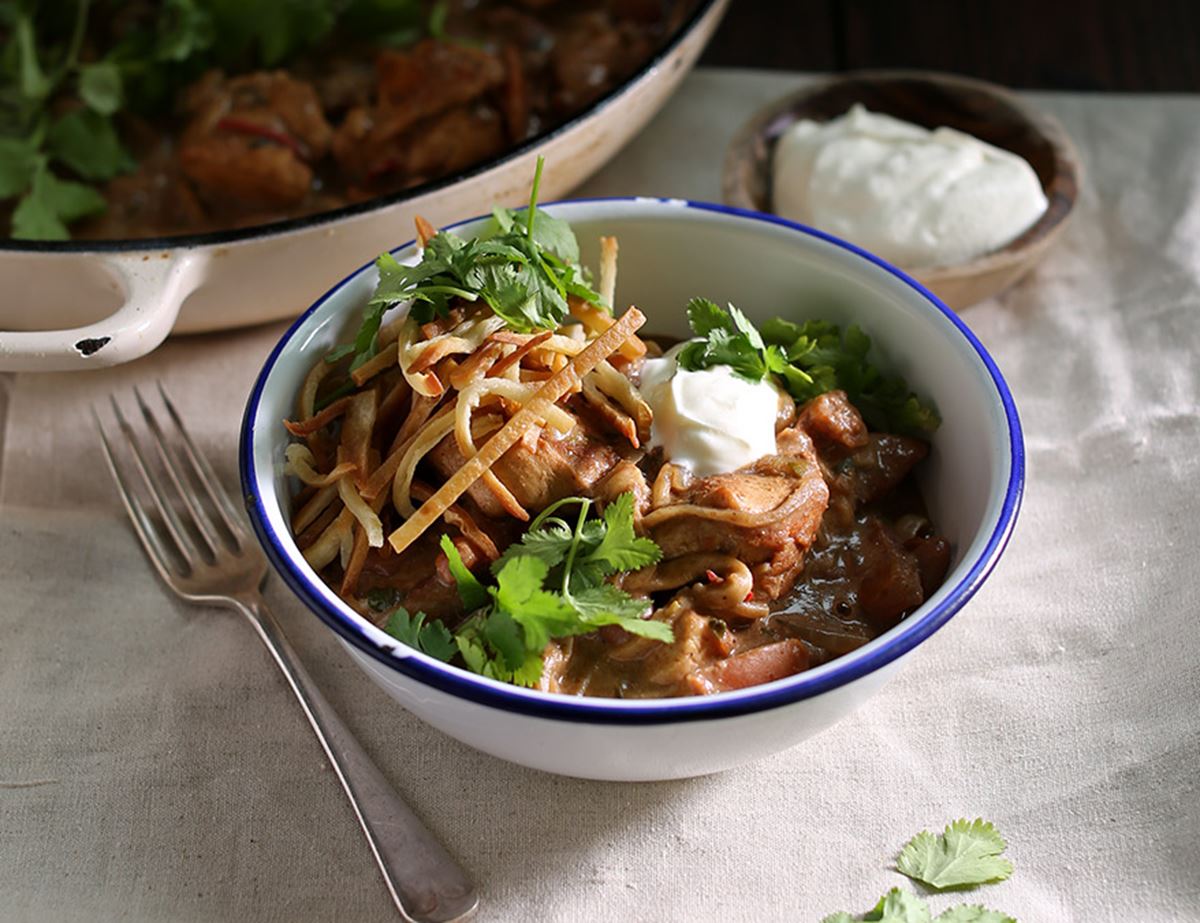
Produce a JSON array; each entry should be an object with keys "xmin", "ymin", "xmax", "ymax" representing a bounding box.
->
[
  {"xmin": 387, "ymin": 307, "xmax": 646, "ymax": 554},
  {"xmin": 415, "ymin": 215, "xmax": 437, "ymax": 247}
]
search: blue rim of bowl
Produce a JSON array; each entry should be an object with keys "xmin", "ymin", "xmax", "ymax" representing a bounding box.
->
[{"xmin": 240, "ymin": 197, "xmax": 1025, "ymax": 726}]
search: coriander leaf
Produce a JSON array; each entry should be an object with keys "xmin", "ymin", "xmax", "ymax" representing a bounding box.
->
[
  {"xmin": 823, "ymin": 889, "xmax": 932, "ymax": 923},
  {"xmin": 865, "ymin": 888, "xmax": 934, "ymax": 923},
  {"xmin": 47, "ymin": 110, "xmax": 135, "ymax": 181},
  {"xmin": 510, "ymin": 650, "xmax": 545, "ymax": 687},
  {"xmin": 570, "ymin": 584, "xmax": 649, "ymax": 621},
  {"xmin": 760, "ymin": 316, "xmax": 804, "ymax": 346},
  {"xmin": 455, "ymin": 630, "xmax": 489, "ymax": 674},
  {"xmin": 43, "ymin": 173, "xmax": 107, "ymax": 223},
  {"xmin": 581, "ymin": 491, "xmax": 662, "ymax": 576},
  {"xmin": 383, "ymin": 607, "xmax": 426, "ymax": 647},
  {"xmin": 897, "ymin": 819, "xmax": 1014, "ymax": 891},
  {"xmin": 415, "ymin": 618, "xmax": 457, "ymax": 662},
  {"xmin": 443, "ymin": 493, "xmax": 669, "ymax": 687},
  {"xmin": 685, "ymin": 297, "xmax": 729, "ymax": 337},
  {"xmin": 489, "ymin": 204, "xmax": 513, "ymax": 233},
  {"xmin": 481, "ymin": 606, "xmax": 527, "ymax": 671},
  {"xmin": 491, "ymin": 520, "xmax": 573, "ymax": 575},
  {"xmin": 156, "ymin": 0, "xmax": 216, "ymax": 61},
  {"xmin": 331, "ymin": 251, "xmax": 412, "ymax": 367},
  {"xmin": 492, "ymin": 555, "xmax": 579, "ymax": 650},
  {"xmin": 676, "ymin": 299, "xmax": 773, "ymax": 383},
  {"xmin": 366, "ymin": 586, "xmax": 402, "ymax": 612},
  {"xmin": 15, "ymin": 15, "xmax": 51, "ymax": 102},
  {"xmin": 439, "ymin": 534, "xmax": 489, "ymax": 611},
  {"xmin": 510, "ymin": 206, "xmax": 580, "ymax": 264},
  {"xmin": 936, "ymin": 907, "xmax": 1015, "ymax": 923},
  {"xmin": 324, "ymin": 343, "xmax": 355, "ymax": 364},
  {"xmin": 11, "ymin": 162, "xmax": 106, "ymax": 241},
  {"xmin": 428, "ymin": 0, "xmax": 449, "ymax": 39},
  {"xmin": 727, "ymin": 302, "xmax": 766, "ymax": 350},
  {"xmin": 761, "ymin": 314, "xmax": 939, "ymax": 436},
  {"xmin": 0, "ymin": 138, "xmax": 39, "ymax": 198},
  {"xmin": 11, "ymin": 187, "xmax": 66, "ymax": 240},
  {"xmin": 78, "ymin": 62, "xmax": 123, "ymax": 115},
  {"xmin": 571, "ymin": 585, "xmax": 673, "ymax": 642},
  {"xmin": 383, "ymin": 607, "xmax": 455, "ymax": 662},
  {"xmin": 203, "ymin": 0, "xmax": 337, "ymax": 67}
]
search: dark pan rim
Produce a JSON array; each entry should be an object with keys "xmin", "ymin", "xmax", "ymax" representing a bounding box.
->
[{"xmin": 1, "ymin": 0, "xmax": 725, "ymax": 255}]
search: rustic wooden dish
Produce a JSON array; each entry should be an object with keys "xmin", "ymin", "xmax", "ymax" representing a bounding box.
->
[{"xmin": 722, "ymin": 70, "xmax": 1082, "ymax": 309}]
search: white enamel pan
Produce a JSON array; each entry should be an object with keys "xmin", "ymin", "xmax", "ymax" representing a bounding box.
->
[{"xmin": 0, "ymin": 0, "xmax": 728, "ymax": 372}]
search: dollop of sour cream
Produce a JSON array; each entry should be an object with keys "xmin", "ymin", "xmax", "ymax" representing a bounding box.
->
[
  {"xmin": 773, "ymin": 104, "xmax": 1048, "ymax": 268},
  {"xmin": 639, "ymin": 346, "xmax": 780, "ymax": 478}
]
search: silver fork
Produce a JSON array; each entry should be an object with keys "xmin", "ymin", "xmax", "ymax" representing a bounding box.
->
[{"xmin": 94, "ymin": 384, "xmax": 478, "ymax": 923}]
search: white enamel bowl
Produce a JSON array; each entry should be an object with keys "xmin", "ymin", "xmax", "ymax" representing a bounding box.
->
[{"xmin": 240, "ymin": 198, "xmax": 1024, "ymax": 781}]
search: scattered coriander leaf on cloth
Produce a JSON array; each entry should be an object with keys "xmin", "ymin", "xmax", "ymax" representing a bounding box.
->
[
  {"xmin": 822, "ymin": 887, "xmax": 933, "ymax": 923},
  {"xmin": 822, "ymin": 890, "xmax": 1014, "ymax": 923},
  {"xmin": 897, "ymin": 819, "xmax": 1014, "ymax": 890},
  {"xmin": 935, "ymin": 906, "xmax": 1016, "ymax": 923}
]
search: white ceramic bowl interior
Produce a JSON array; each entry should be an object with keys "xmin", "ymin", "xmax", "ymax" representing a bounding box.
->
[{"xmin": 241, "ymin": 198, "xmax": 1023, "ymax": 781}]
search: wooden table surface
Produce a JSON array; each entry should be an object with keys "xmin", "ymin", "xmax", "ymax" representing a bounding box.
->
[{"xmin": 700, "ymin": 0, "xmax": 1200, "ymax": 93}]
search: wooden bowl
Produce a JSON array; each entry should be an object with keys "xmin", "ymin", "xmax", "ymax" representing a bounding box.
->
[{"xmin": 722, "ymin": 70, "xmax": 1082, "ymax": 309}]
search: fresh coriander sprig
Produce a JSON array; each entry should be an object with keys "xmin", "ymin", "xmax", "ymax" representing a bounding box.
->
[
  {"xmin": 676, "ymin": 299, "xmax": 940, "ymax": 437},
  {"xmin": 381, "ymin": 491, "xmax": 668, "ymax": 686},
  {"xmin": 352, "ymin": 155, "xmax": 603, "ymax": 366}
]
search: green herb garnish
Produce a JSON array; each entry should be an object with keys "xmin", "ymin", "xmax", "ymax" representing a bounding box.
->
[
  {"xmin": 821, "ymin": 819, "xmax": 1016, "ymax": 922},
  {"xmin": 0, "ymin": 1, "xmax": 437, "ymax": 240},
  {"xmin": 1, "ymin": 3, "xmax": 134, "ymax": 240},
  {"xmin": 365, "ymin": 586, "xmax": 403, "ymax": 613},
  {"xmin": 381, "ymin": 492, "xmax": 667, "ymax": 686},
  {"xmin": 676, "ymin": 299, "xmax": 940, "ymax": 437},
  {"xmin": 356, "ymin": 156, "xmax": 602, "ymax": 352},
  {"xmin": 675, "ymin": 297, "xmax": 793, "ymax": 383},
  {"xmin": 823, "ymin": 887, "xmax": 1016, "ymax": 923},
  {"xmin": 384, "ymin": 607, "xmax": 457, "ymax": 663},
  {"xmin": 896, "ymin": 819, "xmax": 1014, "ymax": 891}
]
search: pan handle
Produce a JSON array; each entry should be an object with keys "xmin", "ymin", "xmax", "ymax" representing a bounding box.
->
[{"xmin": 0, "ymin": 250, "xmax": 209, "ymax": 372}]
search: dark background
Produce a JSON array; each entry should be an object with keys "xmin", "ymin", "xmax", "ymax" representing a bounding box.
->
[{"xmin": 699, "ymin": 0, "xmax": 1200, "ymax": 92}]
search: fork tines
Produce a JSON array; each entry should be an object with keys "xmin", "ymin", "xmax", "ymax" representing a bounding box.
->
[{"xmin": 94, "ymin": 384, "xmax": 249, "ymax": 581}]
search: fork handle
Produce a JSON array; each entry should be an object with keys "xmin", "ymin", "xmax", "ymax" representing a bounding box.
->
[{"xmin": 233, "ymin": 592, "xmax": 478, "ymax": 923}]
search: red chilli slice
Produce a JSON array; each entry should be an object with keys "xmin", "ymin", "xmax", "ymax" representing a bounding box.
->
[{"xmin": 217, "ymin": 117, "xmax": 307, "ymax": 160}]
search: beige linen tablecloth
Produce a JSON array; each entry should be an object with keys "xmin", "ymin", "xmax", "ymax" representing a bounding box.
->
[{"xmin": 2, "ymin": 70, "xmax": 1198, "ymax": 923}]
